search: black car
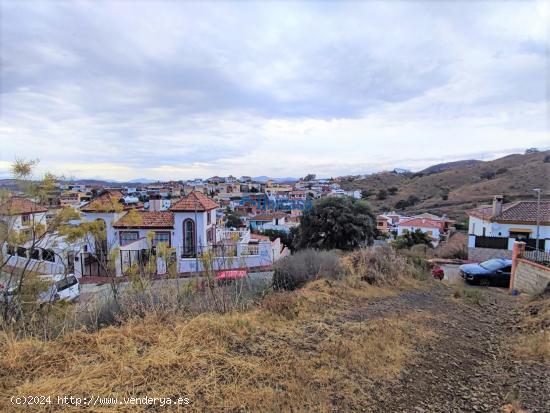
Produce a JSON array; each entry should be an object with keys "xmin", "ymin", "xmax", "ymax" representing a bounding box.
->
[{"xmin": 459, "ymin": 258, "xmax": 513, "ymax": 287}]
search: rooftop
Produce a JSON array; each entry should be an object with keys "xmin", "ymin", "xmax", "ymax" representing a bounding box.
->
[
  {"xmin": 468, "ymin": 200, "xmax": 550, "ymax": 225},
  {"xmin": 0, "ymin": 197, "xmax": 48, "ymax": 216},
  {"xmin": 113, "ymin": 211, "xmax": 174, "ymax": 229},
  {"xmin": 170, "ymin": 191, "xmax": 219, "ymax": 212},
  {"xmin": 80, "ymin": 190, "xmax": 143, "ymax": 213}
]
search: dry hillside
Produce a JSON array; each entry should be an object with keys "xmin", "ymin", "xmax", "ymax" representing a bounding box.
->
[{"xmin": 342, "ymin": 150, "xmax": 550, "ymax": 220}]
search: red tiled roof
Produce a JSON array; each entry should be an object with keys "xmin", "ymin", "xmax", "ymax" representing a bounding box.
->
[
  {"xmin": 0, "ymin": 197, "xmax": 48, "ymax": 215},
  {"xmin": 468, "ymin": 201, "xmax": 550, "ymax": 225},
  {"xmin": 80, "ymin": 190, "xmax": 143, "ymax": 213},
  {"xmin": 170, "ymin": 191, "xmax": 219, "ymax": 212},
  {"xmin": 250, "ymin": 214, "xmax": 274, "ymax": 221},
  {"xmin": 398, "ymin": 217, "xmax": 445, "ymax": 230},
  {"xmin": 113, "ymin": 211, "xmax": 174, "ymax": 229}
]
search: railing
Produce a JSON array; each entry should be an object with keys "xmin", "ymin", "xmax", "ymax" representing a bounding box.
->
[
  {"xmin": 240, "ymin": 244, "xmax": 259, "ymax": 256},
  {"xmin": 521, "ymin": 250, "xmax": 550, "ymax": 267},
  {"xmin": 219, "ymin": 229, "xmax": 250, "ymax": 242}
]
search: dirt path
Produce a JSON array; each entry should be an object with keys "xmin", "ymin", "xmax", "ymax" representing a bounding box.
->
[{"xmin": 358, "ymin": 283, "xmax": 549, "ymax": 413}]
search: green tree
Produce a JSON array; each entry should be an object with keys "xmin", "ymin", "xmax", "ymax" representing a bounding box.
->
[
  {"xmin": 392, "ymin": 229, "xmax": 433, "ymax": 249},
  {"xmin": 261, "ymin": 229, "xmax": 295, "ymax": 251},
  {"xmin": 225, "ymin": 211, "xmax": 242, "ymax": 228},
  {"xmin": 295, "ymin": 197, "xmax": 376, "ymax": 251},
  {"xmin": 377, "ymin": 189, "xmax": 387, "ymax": 200}
]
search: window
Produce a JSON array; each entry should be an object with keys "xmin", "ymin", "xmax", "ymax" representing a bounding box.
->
[
  {"xmin": 207, "ymin": 211, "xmax": 212, "ymax": 225},
  {"xmin": 120, "ymin": 231, "xmax": 139, "ymax": 246},
  {"xmin": 42, "ymin": 249, "xmax": 55, "ymax": 262},
  {"xmin": 16, "ymin": 247, "xmax": 27, "ymax": 257},
  {"xmin": 153, "ymin": 231, "xmax": 171, "ymax": 247},
  {"xmin": 509, "ymin": 231, "xmax": 530, "ymax": 240},
  {"xmin": 21, "ymin": 214, "xmax": 30, "ymax": 225},
  {"xmin": 182, "ymin": 219, "xmax": 195, "ymax": 257},
  {"xmin": 55, "ymin": 275, "xmax": 78, "ymax": 291},
  {"xmin": 30, "ymin": 249, "xmax": 40, "ymax": 260}
]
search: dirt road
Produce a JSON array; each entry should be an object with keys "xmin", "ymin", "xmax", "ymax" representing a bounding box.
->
[{"xmin": 363, "ymin": 282, "xmax": 549, "ymax": 413}]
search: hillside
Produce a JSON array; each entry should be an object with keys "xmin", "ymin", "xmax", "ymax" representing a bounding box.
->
[
  {"xmin": 341, "ymin": 150, "xmax": 550, "ymax": 220},
  {"xmin": 420, "ymin": 159, "xmax": 484, "ymax": 174}
]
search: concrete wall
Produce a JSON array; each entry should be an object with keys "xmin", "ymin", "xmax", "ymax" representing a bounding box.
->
[
  {"xmin": 512, "ymin": 259, "xmax": 550, "ymax": 295},
  {"xmin": 468, "ymin": 247, "xmax": 513, "ymax": 262}
]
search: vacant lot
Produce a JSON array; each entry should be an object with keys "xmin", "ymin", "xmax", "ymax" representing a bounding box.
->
[{"xmin": 1, "ymin": 277, "xmax": 548, "ymax": 412}]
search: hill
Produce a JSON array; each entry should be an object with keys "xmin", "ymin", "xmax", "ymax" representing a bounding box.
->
[
  {"xmin": 341, "ymin": 150, "xmax": 550, "ymax": 220},
  {"xmin": 420, "ymin": 159, "xmax": 484, "ymax": 174}
]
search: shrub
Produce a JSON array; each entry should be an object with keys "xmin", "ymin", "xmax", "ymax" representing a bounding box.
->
[
  {"xmin": 341, "ymin": 246, "xmax": 424, "ymax": 286},
  {"xmin": 272, "ymin": 249, "xmax": 342, "ymax": 290},
  {"xmin": 377, "ymin": 189, "xmax": 387, "ymax": 200},
  {"xmin": 480, "ymin": 171, "xmax": 496, "ymax": 180}
]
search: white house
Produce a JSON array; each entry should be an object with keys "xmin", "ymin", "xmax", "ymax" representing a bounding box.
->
[
  {"xmin": 0, "ymin": 196, "xmax": 48, "ymax": 237},
  {"xmin": 1, "ymin": 197, "xmax": 84, "ymax": 276},
  {"xmin": 77, "ymin": 191, "xmax": 283, "ymax": 277},
  {"xmin": 396, "ymin": 217, "xmax": 444, "ymax": 240},
  {"xmin": 467, "ymin": 196, "xmax": 550, "ymax": 258}
]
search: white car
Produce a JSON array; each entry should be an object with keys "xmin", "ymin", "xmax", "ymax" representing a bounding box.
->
[{"xmin": 38, "ymin": 274, "xmax": 81, "ymax": 304}]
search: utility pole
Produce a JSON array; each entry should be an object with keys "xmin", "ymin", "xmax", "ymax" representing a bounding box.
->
[{"xmin": 533, "ymin": 188, "xmax": 541, "ymax": 257}]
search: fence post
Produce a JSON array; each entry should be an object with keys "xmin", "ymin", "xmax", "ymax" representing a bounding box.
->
[{"xmin": 510, "ymin": 241, "xmax": 525, "ymax": 293}]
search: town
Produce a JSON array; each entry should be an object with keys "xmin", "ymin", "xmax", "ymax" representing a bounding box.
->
[{"xmin": 1, "ymin": 0, "xmax": 548, "ymax": 411}]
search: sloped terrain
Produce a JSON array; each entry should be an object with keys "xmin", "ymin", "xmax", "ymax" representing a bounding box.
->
[
  {"xmin": 0, "ymin": 279, "xmax": 548, "ymax": 412},
  {"xmin": 342, "ymin": 150, "xmax": 550, "ymax": 219}
]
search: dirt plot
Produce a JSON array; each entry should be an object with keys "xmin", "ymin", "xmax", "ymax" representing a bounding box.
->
[
  {"xmin": 363, "ymin": 284, "xmax": 549, "ymax": 413},
  {"xmin": 1, "ymin": 277, "xmax": 547, "ymax": 412}
]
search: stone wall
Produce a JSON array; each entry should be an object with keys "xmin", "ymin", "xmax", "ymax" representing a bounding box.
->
[
  {"xmin": 468, "ymin": 247, "xmax": 513, "ymax": 262},
  {"xmin": 512, "ymin": 259, "xmax": 550, "ymax": 295}
]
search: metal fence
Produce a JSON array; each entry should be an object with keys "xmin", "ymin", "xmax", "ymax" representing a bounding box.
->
[{"xmin": 521, "ymin": 250, "xmax": 550, "ymax": 267}]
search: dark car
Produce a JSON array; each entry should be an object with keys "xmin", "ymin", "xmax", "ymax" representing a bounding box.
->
[{"xmin": 459, "ymin": 258, "xmax": 512, "ymax": 287}]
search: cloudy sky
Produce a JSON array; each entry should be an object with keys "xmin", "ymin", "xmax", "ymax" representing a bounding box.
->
[{"xmin": 0, "ymin": 1, "xmax": 548, "ymax": 181}]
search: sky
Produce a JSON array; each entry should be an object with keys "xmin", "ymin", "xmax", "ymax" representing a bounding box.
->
[{"xmin": 0, "ymin": 0, "xmax": 549, "ymax": 181}]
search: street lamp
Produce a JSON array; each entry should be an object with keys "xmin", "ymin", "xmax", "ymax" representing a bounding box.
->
[{"xmin": 533, "ymin": 188, "xmax": 541, "ymax": 255}]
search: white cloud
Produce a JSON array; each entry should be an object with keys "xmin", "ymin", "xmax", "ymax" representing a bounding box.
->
[{"xmin": 0, "ymin": 0, "xmax": 548, "ymax": 180}]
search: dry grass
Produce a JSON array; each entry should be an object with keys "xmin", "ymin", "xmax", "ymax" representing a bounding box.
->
[
  {"xmin": 0, "ymin": 276, "xmax": 434, "ymax": 412},
  {"xmin": 512, "ymin": 294, "xmax": 550, "ymax": 363}
]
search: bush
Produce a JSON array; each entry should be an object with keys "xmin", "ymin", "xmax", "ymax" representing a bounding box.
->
[
  {"xmin": 272, "ymin": 249, "xmax": 342, "ymax": 290},
  {"xmin": 377, "ymin": 189, "xmax": 387, "ymax": 200},
  {"xmin": 341, "ymin": 246, "xmax": 425, "ymax": 286}
]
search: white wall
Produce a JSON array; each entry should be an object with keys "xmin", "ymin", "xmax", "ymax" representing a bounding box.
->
[
  {"xmin": 469, "ymin": 216, "xmax": 550, "ymax": 239},
  {"xmin": 397, "ymin": 225, "xmax": 440, "ymax": 239}
]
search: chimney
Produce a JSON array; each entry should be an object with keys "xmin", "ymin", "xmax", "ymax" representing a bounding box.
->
[{"xmin": 492, "ymin": 195, "xmax": 503, "ymax": 217}]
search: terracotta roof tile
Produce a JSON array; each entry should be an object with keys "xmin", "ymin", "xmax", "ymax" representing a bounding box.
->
[
  {"xmin": 170, "ymin": 191, "xmax": 219, "ymax": 212},
  {"xmin": 113, "ymin": 211, "xmax": 174, "ymax": 229},
  {"xmin": 80, "ymin": 191, "xmax": 143, "ymax": 213},
  {"xmin": 468, "ymin": 201, "xmax": 550, "ymax": 225},
  {"xmin": 0, "ymin": 197, "xmax": 48, "ymax": 215},
  {"xmin": 398, "ymin": 217, "xmax": 445, "ymax": 230}
]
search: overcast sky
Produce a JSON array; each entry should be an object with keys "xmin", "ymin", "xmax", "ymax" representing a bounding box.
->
[{"xmin": 0, "ymin": 1, "xmax": 548, "ymax": 181}]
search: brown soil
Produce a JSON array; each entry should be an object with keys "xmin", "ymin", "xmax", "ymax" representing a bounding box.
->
[{"xmin": 360, "ymin": 283, "xmax": 549, "ymax": 413}]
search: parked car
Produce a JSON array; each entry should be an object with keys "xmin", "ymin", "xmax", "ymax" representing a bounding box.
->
[
  {"xmin": 38, "ymin": 274, "xmax": 81, "ymax": 304},
  {"xmin": 215, "ymin": 270, "xmax": 247, "ymax": 285},
  {"xmin": 459, "ymin": 259, "xmax": 512, "ymax": 287}
]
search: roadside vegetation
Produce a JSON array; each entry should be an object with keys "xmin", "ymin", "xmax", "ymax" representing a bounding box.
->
[{"xmin": 0, "ymin": 245, "xmax": 435, "ymax": 412}]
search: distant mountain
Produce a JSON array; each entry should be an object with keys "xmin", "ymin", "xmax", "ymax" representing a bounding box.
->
[
  {"xmin": 126, "ymin": 178, "xmax": 158, "ymax": 184},
  {"xmin": 341, "ymin": 150, "xmax": 550, "ymax": 219},
  {"xmin": 253, "ymin": 176, "xmax": 298, "ymax": 183},
  {"xmin": 420, "ymin": 159, "xmax": 484, "ymax": 175}
]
